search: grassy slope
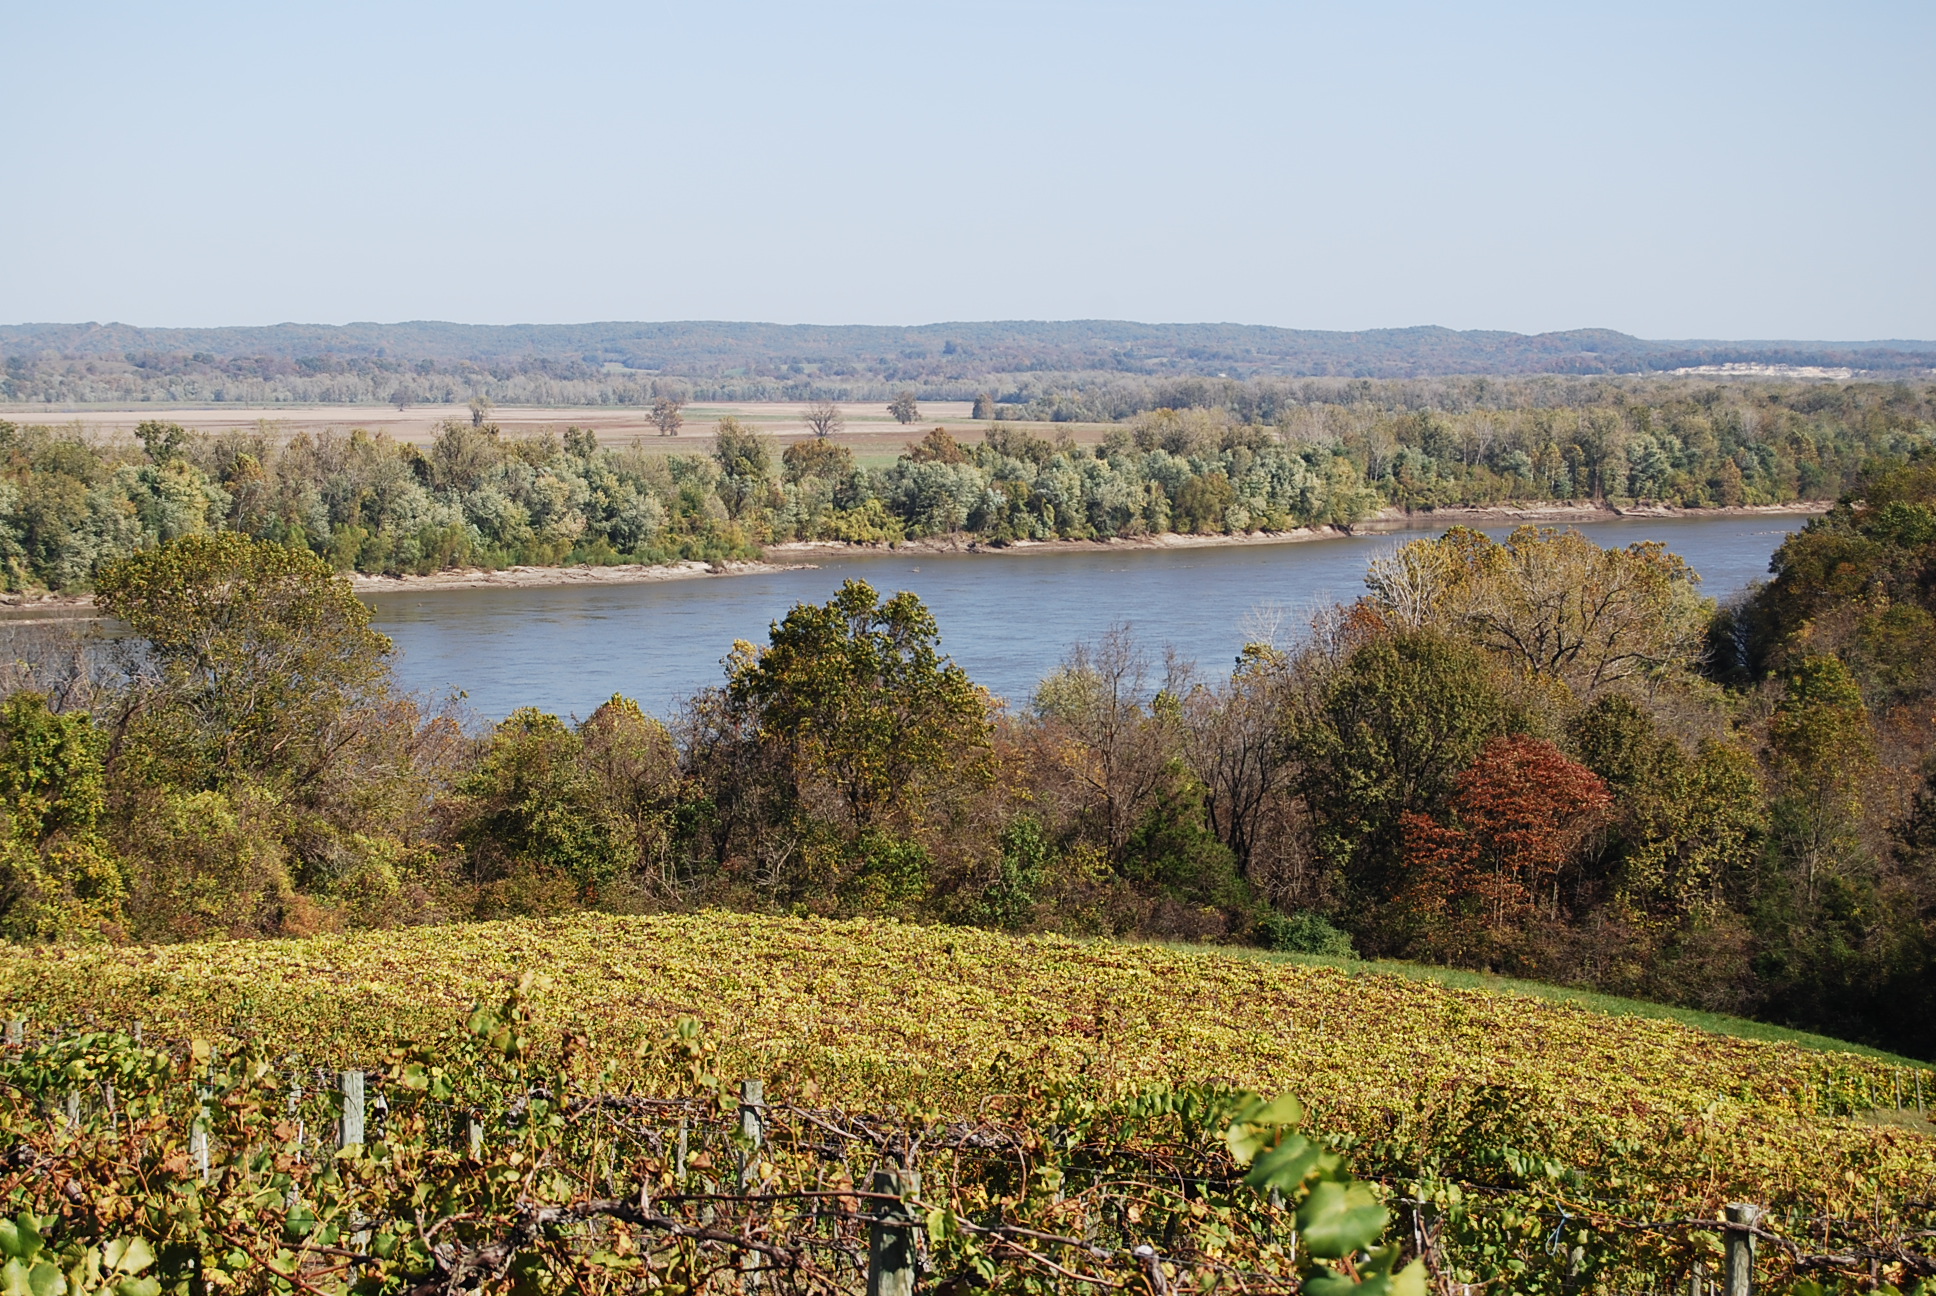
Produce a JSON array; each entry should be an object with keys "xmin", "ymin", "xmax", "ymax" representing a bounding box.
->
[{"xmin": 1184, "ymin": 944, "xmax": 1921, "ymax": 1065}]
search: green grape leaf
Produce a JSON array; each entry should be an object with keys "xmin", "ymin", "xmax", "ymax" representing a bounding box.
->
[
  {"xmin": 1296, "ymin": 1181, "xmax": 1388, "ymax": 1259},
  {"xmin": 1358, "ymin": 1246, "xmax": 1429, "ymax": 1296},
  {"xmin": 101, "ymin": 1238, "xmax": 154, "ymax": 1276},
  {"xmin": 1250, "ymin": 1094, "xmax": 1305, "ymax": 1127},
  {"xmin": 282, "ymin": 1206, "xmax": 317, "ymax": 1243},
  {"xmin": 25, "ymin": 1260, "xmax": 65, "ymax": 1296},
  {"xmin": 1301, "ymin": 1268, "xmax": 1358, "ymax": 1296},
  {"xmin": 0, "ymin": 1217, "xmax": 41, "ymax": 1263},
  {"xmin": 1244, "ymin": 1135, "xmax": 1320, "ymax": 1194}
]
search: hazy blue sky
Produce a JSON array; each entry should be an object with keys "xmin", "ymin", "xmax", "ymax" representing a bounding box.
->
[{"xmin": 5, "ymin": 1, "xmax": 1931, "ymax": 338}]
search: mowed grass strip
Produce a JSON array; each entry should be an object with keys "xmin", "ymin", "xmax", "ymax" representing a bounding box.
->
[{"xmin": 1185, "ymin": 943, "xmax": 1923, "ymax": 1064}]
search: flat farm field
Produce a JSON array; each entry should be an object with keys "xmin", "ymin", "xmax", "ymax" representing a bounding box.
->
[{"xmin": 0, "ymin": 400, "xmax": 1111, "ymax": 467}]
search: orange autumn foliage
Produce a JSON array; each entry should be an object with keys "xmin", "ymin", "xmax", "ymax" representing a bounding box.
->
[{"xmin": 1400, "ymin": 736, "xmax": 1612, "ymax": 951}]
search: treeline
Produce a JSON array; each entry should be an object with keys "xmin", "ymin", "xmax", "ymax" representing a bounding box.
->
[
  {"xmin": 5, "ymin": 338, "xmax": 1931, "ymax": 448},
  {"xmin": 5, "ymin": 447, "xmax": 1936, "ymax": 1058},
  {"xmin": 10, "ymin": 318, "xmax": 1936, "ymax": 391},
  {"xmin": 0, "ymin": 416, "xmax": 1377, "ymax": 591},
  {"xmin": 3, "ymin": 378, "xmax": 1930, "ymax": 593},
  {"xmin": 996, "ymin": 378, "xmax": 1931, "ymax": 509},
  {"xmin": 2, "ymin": 352, "xmax": 837, "ymax": 408}
]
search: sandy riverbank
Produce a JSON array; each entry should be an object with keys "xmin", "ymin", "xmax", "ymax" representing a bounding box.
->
[
  {"xmin": 765, "ymin": 526, "xmax": 1352, "ymax": 560},
  {"xmin": 1354, "ymin": 500, "xmax": 1831, "ymax": 529},
  {"xmin": 768, "ymin": 501, "xmax": 1830, "ymax": 560},
  {"xmin": 0, "ymin": 559, "xmax": 814, "ymax": 615},
  {"xmin": 346, "ymin": 560, "xmax": 813, "ymax": 596}
]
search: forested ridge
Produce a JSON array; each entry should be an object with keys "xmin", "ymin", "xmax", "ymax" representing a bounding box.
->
[
  {"xmin": 5, "ymin": 433, "xmax": 1936, "ymax": 1059},
  {"xmin": 6, "ymin": 320, "xmax": 1935, "ymax": 404},
  {"xmin": 2, "ymin": 378, "xmax": 1930, "ymax": 594}
]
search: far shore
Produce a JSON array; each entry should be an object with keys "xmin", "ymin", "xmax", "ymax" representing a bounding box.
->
[
  {"xmin": 769, "ymin": 499, "xmax": 1830, "ymax": 560},
  {"xmin": 0, "ymin": 500, "xmax": 1829, "ymax": 614},
  {"xmin": 1358, "ymin": 499, "xmax": 1830, "ymax": 528},
  {"xmin": 0, "ymin": 559, "xmax": 814, "ymax": 615},
  {"xmin": 346, "ymin": 559, "xmax": 813, "ymax": 597}
]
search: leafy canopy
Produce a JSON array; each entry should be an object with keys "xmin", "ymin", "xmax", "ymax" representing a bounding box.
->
[
  {"xmin": 725, "ymin": 579, "xmax": 990, "ymax": 827},
  {"xmin": 94, "ymin": 533, "xmax": 393, "ymax": 786},
  {"xmin": 1366, "ymin": 525, "xmax": 1709, "ymax": 695}
]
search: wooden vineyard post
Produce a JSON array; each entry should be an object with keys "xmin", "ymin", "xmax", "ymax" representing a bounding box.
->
[
  {"xmin": 191, "ymin": 1083, "xmax": 210, "ymax": 1184},
  {"xmin": 1724, "ymin": 1203, "xmax": 1761, "ymax": 1296},
  {"xmin": 739, "ymin": 1079, "xmax": 765, "ymax": 1292},
  {"xmin": 868, "ymin": 1167, "xmax": 920, "ymax": 1296},
  {"xmin": 340, "ymin": 1071, "xmax": 365, "ymax": 1150},
  {"xmin": 5, "ymin": 1019, "xmax": 22, "ymax": 1046},
  {"xmin": 738, "ymin": 1078, "xmax": 765, "ymax": 1186}
]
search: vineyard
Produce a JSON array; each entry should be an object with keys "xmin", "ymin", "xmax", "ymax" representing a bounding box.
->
[{"xmin": 2, "ymin": 912, "xmax": 1934, "ymax": 1293}]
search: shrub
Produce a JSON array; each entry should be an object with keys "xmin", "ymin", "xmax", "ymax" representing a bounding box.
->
[{"xmin": 1261, "ymin": 910, "xmax": 1357, "ymax": 957}]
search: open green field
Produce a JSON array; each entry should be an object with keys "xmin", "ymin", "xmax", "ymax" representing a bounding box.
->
[{"xmin": 1188, "ymin": 943, "xmax": 1925, "ymax": 1065}]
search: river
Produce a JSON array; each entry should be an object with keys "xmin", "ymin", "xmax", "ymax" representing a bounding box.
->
[{"xmin": 364, "ymin": 515, "xmax": 1811, "ymax": 721}]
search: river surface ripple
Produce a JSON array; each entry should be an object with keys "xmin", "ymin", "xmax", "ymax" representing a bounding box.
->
[{"xmin": 364, "ymin": 515, "xmax": 1810, "ymax": 722}]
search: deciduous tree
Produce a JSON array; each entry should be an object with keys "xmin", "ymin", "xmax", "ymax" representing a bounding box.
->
[
  {"xmin": 1365, "ymin": 526, "xmax": 1709, "ymax": 696},
  {"xmin": 1033, "ymin": 628, "xmax": 1179, "ymax": 858},
  {"xmin": 781, "ymin": 438, "xmax": 855, "ymax": 483},
  {"xmin": 1767, "ymin": 654, "xmax": 1876, "ymax": 904},
  {"xmin": 724, "ymin": 579, "xmax": 990, "ymax": 828},
  {"xmin": 1287, "ymin": 628, "xmax": 1511, "ymax": 909},
  {"xmin": 712, "ymin": 418, "xmax": 773, "ymax": 520},
  {"xmin": 802, "ymin": 399, "xmax": 844, "ymax": 439},
  {"xmin": 1399, "ymin": 736, "xmax": 1612, "ymax": 963},
  {"xmin": 650, "ymin": 395, "xmax": 686, "ymax": 436},
  {"xmin": 0, "ymin": 692, "xmax": 124, "ymax": 941},
  {"xmin": 451, "ymin": 708, "xmax": 631, "ymax": 910},
  {"xmin": 93, "ymin": 533, "xmax": 395, "ymax": 791}
]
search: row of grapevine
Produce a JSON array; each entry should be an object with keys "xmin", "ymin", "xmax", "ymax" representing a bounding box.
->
[
  {"xmin": 4, "ymin": 914, "xmax": 1935, "ymax": 1292},
  {"xmin": 5, "ymin": 994, "xmax": 1933, "ymax": 1293}
]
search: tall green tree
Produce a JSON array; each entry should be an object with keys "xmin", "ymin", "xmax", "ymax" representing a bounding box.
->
[
  {"xmin": 0, "ymin": 692, "xmax": 124, "ymax": 941},
  {"xmin": 93, "ymin": 532, "xmax": 395, "ymax": 791},
  {"xmin": 724, "ymin": 579, "xmax": 990, "ymax": 828},
  {"xmin": 712, "ymin": 417, "xmax": 773, "ymax": 520},
  {"xmin": 1767, "ymin": 654, "xmax": 1876, "ymax": 906},
  {"xmin": 452, "ymin": 708, "xmax": 631, "ymax": 911},
  {"xmin": 1288, "ymin": 629, "xmax": 1511, "ymax": 919},
  {"xmin": 1567, "ymin": 694, "xmax": 1764, "ymax": 920}
]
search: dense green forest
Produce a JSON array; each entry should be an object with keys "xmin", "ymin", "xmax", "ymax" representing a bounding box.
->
[
  {"xmin": 4, "ymin": 440, "xmax": 1936, "ymax": 1058},
  {"xmin": 2, "ymin": 379, "xmax": 1930, "ymax": 593}
]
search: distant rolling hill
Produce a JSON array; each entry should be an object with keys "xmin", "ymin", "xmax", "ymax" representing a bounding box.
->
[{"xmin": 4, "ymin": 319, "xmax": 1933, "ymax": 382}]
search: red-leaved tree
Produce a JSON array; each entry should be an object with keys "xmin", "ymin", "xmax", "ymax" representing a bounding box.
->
[{"xmin": 1399, "ymin": 736, "xmax": 1612, "ymax": 963}]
